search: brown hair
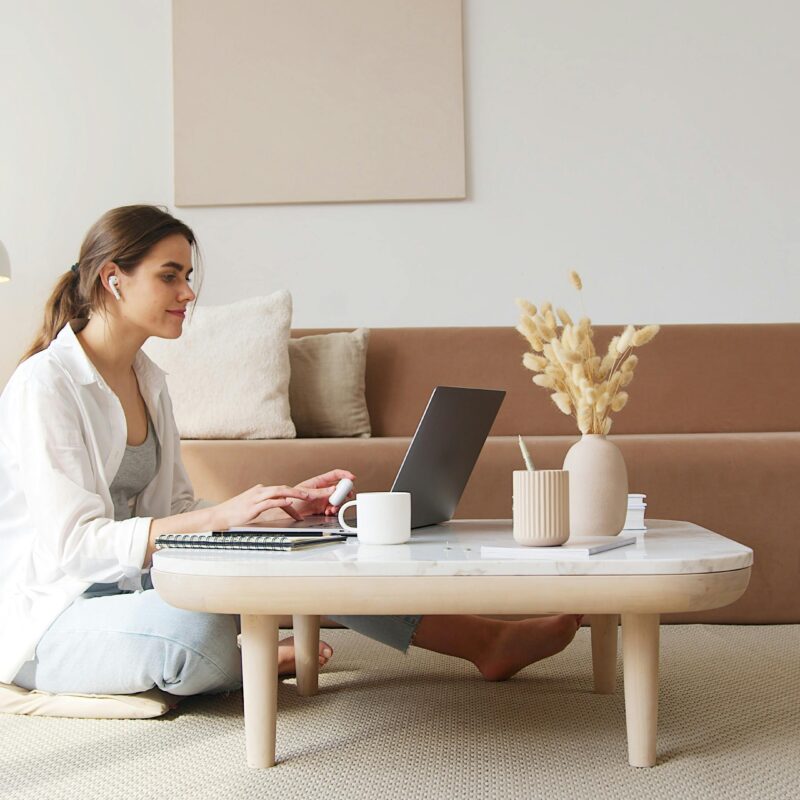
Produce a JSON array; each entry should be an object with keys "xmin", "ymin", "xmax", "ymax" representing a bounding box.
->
[{"xmin": 21, "ymin": 205, "xmax": 200, "ymax": 362}]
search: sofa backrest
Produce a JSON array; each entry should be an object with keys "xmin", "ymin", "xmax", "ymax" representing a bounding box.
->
[{"xmin": 293, "ymin": 324, "xmax": 799, "ymax": 436}]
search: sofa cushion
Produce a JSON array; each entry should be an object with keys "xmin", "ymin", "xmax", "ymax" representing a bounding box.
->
[
  {"xmin": 289, "ymin": 329, "xmax": 371, "ymax": 438},
  {"xmin": 144, "ymin": 292, "xmax": 295, "ymax": 439},
  {"xmin": 293, "ymin": 325, "xmax": 800, "ymax": 436}
]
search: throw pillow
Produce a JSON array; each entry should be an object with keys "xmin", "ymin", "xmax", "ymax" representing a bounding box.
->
[
  {"xmin": 289, "ymin": 328, "xmax": 371, "ymax": 437},
  {"xmin": 143, "ymin": 292, "xmax": 296, "ymax": 439}
]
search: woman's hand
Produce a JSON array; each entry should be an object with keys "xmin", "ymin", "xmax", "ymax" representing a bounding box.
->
[
  {"xmin": 288, "ymin": 469, "xmax": 356, "ymax": 518},
  {"xmin": 210, "ymin": 484, "xmax": 311, "ymax": 530}
]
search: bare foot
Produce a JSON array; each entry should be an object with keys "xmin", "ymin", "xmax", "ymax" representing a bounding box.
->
[
  {"xmin": 473, "ymin": 615, "xmax": 582, "ymax": 682},
  {"xmin": 277, "ymin": 636, "xmax": 333, "ymax": 676}
]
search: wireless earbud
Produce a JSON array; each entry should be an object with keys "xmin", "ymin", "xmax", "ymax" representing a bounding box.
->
[
  {"xmin": 329, "ymin": 478, "xmax": 354, "ymax": 507},
  {"xmin": 108, "ymin": 275, "xmax": 122, "ymax": 300}
]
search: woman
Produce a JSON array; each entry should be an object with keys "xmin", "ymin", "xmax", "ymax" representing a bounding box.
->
[{"xmin": 0, "ymin": 205, "xmax": 582, "ymax": 697}]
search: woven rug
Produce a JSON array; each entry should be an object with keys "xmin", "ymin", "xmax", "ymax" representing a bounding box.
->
[{"xmin": 3, "ymin": 625, "xmax": 799, "ymax": 800}]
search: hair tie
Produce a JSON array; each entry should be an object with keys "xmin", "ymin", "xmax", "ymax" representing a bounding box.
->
[{"xmin": 70, "ymin": 263, "xmax": 79, "ymax": 274}]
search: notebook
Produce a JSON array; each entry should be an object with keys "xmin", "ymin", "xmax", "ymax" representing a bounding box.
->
[
  {"xmin": 481, "ymin": 535, "xmax": 638, "ymax": 559},
  {"xmin": 155, "ymin": 532, "xmax": 346, "ymax": 551}
]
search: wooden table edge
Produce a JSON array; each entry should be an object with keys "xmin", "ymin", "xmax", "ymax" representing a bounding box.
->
[{"xmin": 152, "ymin": 566, "xmax": 752, "ymax": 616}]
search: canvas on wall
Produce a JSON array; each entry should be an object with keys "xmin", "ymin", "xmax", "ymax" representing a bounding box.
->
[{"xmin": 173, "ymin": 0, "xmax": 466, "ymax": 206}]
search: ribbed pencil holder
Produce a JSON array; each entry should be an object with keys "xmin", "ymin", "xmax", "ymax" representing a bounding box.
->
[{"xmin": 512, "ymin": 470, "xmax": 570, "ymax": 546}]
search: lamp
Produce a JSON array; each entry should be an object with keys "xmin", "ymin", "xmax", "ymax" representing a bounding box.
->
[{"xmin": 0, "ymin": 240, "xmax": 10, "ymax": 283}]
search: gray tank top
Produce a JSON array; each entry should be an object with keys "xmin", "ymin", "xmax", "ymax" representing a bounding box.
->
[
  {"xmin": 84, "ymin": 414, "xmax": 160, "ymax": 598},
  {"xmin": 108, "ymin": 413, "xmax": 160, "ymax": 522}
]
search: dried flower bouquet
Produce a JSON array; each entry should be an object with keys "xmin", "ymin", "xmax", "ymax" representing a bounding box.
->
[{"xmin": 516, "ymin": 271, "xmax": 659, "ymax": 435}]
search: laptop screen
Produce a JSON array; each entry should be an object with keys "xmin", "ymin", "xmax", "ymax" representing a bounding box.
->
[{"xmin": 391, "ymin": 386, "xmax": 505, "ymax": 528}]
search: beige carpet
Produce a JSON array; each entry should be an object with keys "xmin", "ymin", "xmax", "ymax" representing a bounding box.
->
[{"xmin": 3, "ymin": 625, "xmax": 799, "ymax": 800}]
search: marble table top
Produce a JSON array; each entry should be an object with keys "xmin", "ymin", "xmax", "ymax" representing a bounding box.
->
[{"xmin": 153, "ymin": 519, "xmax": 753, "ymax": 578}]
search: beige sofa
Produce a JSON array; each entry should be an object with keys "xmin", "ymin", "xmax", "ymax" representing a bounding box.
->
[{"xmin": 181, "ymin": 324, "xmax": 800, "ymax": 625}]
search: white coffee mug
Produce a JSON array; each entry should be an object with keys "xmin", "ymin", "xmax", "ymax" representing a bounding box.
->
[{"xmin": 337, "ymin": 491, "xmax": 411, "ymax": 545}]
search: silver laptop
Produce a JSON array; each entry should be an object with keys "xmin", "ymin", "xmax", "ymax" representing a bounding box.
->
[{"xmin": 236, "ymin": 386, "xmax": 505, "ymax": 535}]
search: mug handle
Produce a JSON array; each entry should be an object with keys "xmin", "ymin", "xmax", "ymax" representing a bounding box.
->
[{"xmin": 337, "ymin": 499, "xmax": 358, "ymax": 533}]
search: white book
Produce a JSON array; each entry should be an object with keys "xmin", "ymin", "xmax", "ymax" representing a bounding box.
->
[{"xmin": 481, "ymin": 535, "xmax": 637, "ymax": 559}]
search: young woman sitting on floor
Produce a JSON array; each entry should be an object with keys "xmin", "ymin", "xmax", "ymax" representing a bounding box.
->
[{"xmin": 0, "ymin": 205, "xmax": 582, "ymax": 697}]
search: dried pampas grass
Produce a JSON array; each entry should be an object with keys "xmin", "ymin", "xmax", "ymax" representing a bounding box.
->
[{"xmin": 516, "ymin": 271, "xmax": 659, "ymax": 434}]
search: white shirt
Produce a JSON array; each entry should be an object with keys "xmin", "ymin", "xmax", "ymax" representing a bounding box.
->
[{"xmin": 0, "ymin": 320, "xmax": 207, "ymax": 683}]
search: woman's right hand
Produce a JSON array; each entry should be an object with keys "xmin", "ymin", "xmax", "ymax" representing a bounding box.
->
[{"xmin": 209, "ymin": 484, "xmax": 310, "ymax": 530}]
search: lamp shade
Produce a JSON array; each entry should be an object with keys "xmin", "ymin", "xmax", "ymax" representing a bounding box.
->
[{"xmin": 0, "ymin": 240, "xmax": 10, "ymax": 283}]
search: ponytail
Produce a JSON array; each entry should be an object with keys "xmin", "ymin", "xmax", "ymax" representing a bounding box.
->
[
  {"xmin": 19, "ymin": 205, "xmax": 198, "ymax": 364},
  {"xmin": 20, "ymin": 269, "xmax": 91, "ymax": 363}
]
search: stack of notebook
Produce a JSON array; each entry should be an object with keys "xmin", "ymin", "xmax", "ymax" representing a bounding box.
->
[
  {"xmin": 624, "ymin": 493, "xmax": 647, "ymax": 531},
  {"xmin": 155, "ymin": 532, "xmax": 346, "ymax": 551}
]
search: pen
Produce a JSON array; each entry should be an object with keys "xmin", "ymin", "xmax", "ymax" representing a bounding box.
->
[{"xmin": 518, "ymin": 435, "xmax": 535, "ymax": 471}]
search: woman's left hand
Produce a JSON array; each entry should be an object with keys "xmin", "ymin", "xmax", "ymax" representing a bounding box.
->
[{"xmin": 289, "ymin": 469, "xmax": 356, "ymax": 518}]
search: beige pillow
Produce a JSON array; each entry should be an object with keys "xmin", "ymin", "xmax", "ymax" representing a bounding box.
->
[
  {"xmin": 0, "ymin": 682, "xmax": 174, "ymax": 719},
  {"xmin": 144, "ymin": 292, "xmax": 296, "ymax": 439},
  {"xmin": 289, "ymin": 329, "xmax": 371, "ymax": 438}
]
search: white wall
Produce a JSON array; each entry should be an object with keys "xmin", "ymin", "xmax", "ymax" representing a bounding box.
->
[{"xmin": 2, "ymin": 0, "xmax": 798, "ymax": 387}]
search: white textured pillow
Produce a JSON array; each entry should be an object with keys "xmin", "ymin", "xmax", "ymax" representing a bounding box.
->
[{"xmin": 143, "ymin": 292, "xmax": 296, "ymax": 439}]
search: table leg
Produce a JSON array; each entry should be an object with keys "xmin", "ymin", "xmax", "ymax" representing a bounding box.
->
[
  {"xmin": 240, "ymin": 614, "xmax": 279, "ymax": 768},
  {"xmin": 293, "ymin": 614, "xmax": 320, "ymax": 696},
  {"xmin": 621, "ymin": 613, "xmax": 660, "ymax": 767},
  {"xmin": 590, "ymin": 614, "xmax": 619, "ymax": 694}
]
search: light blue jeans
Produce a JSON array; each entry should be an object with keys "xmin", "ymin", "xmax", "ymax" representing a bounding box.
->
[{"xmin": 13, "ymin": 575, "xmax": 421, "ymax": 696}]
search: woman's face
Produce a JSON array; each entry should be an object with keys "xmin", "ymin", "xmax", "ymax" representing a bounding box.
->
[{"xmin": 112, "ymin": 234, "xmax": 196, "ymax": 339}]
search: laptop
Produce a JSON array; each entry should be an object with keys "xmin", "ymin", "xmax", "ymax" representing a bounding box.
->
[{"xmin": 232, "ymin": 386, "xmax": 505, "ymax": 535}]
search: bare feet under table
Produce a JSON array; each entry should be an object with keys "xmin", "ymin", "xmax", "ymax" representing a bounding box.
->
[{"xmin": 152, "ymin": 520, "xmax": 752, "ymax": 769}]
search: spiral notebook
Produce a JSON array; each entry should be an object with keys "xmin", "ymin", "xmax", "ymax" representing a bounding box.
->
[{"xmin": 155, "ymin": 532, "xmax": 346, "ymax": 551}]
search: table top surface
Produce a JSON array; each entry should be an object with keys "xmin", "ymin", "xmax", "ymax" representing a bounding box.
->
[{"xmin": 152, "ymin": 519, "xmax": 753, "ymax": 578}]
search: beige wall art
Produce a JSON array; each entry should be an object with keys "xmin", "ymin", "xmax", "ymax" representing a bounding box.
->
[{"xmin": 172, "ymin": 0, "xmax": 466, "ymax": 206}]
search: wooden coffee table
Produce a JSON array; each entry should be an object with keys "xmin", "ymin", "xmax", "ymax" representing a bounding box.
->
[{"xmin": 152, "ymin": 519, "xmax": 752, "ymax": 769}]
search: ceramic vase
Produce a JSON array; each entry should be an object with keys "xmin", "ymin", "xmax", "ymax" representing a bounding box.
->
[{"xmin": 562, "ymin": 434, "xmax": 628, "ymax": 537}]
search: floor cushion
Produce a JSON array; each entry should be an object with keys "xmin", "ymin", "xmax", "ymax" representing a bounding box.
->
[{"xmin": 0, "ymin": 682, "xmax": 176, "ymax": 719}]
